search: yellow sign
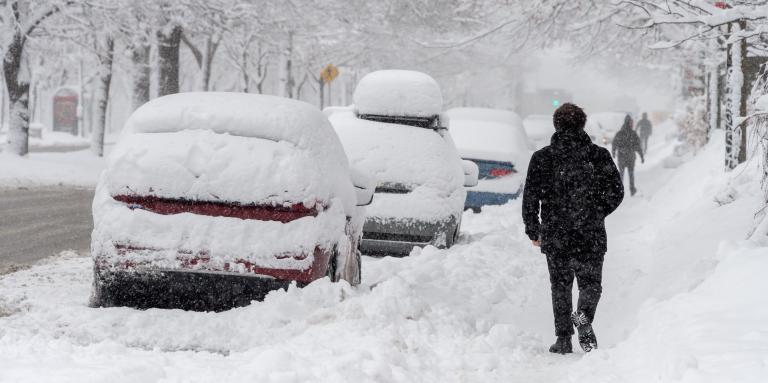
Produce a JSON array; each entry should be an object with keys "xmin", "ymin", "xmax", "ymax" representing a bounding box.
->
[{"xmin": 320, "ymin": 64, "xmax": 339, "ymax": 84}]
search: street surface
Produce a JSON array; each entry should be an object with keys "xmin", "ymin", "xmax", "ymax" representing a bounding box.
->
[{"xmin": 0, "ymin": 187, "xmax": 93, "ymax": 271}]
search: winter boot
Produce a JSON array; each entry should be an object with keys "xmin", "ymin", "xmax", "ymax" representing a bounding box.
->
[
  {"xmin": 630, "ymin": 186, "xmax": 637, "ymax": 196},
  {"xmin": 548, "ymin": 336, "xmax": 573, "ymax": 354},
  {"xmin": 571, "ymin": 311, "xmax": 598, "ymax": 352}
]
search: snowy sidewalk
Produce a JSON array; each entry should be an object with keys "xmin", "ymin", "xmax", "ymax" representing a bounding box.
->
[{"xmin": 0, "ymin": 131, "xmax": 766, "ymax": 382}]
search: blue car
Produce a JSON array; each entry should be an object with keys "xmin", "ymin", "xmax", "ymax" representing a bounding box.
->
[{"xmin": 447, "ymin": 108, "xmax": 532, "ymax": 212}]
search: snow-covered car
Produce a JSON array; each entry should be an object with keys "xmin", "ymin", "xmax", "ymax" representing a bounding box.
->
[
  {"xmin": 447, "ymin": 107, "xmax": 531, "ymax": 212},
  {"xmin": 523, "ymin": 114, "xmax": 556, "ymax": 150},
  {"xmin": 328, "ymin": 70, "xmax": 478, "ymax": 256},
  {"xmin": 90, "ymin": 93, "xmax": 374, "ymax": 311},
  {"xmin": 587, "ymin": 112, "xmax": 629, "ymax": 145}
]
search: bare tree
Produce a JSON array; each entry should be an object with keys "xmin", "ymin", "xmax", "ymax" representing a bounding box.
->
[{"xmin": 1, "ymin": 0, "xmax": 71, "ymax": 155}]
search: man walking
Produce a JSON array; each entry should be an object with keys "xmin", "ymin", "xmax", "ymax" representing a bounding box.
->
[
  {"xmin": 522, "ymin": 103, "xmax": 624, "ymax": 354},
  {"xmin": 637, "ymin": 112, "xmax": 653, "ymax": 154},
  {"xmin": 612, "ymin": 115, "xmax": 645, "ymax": 196}
]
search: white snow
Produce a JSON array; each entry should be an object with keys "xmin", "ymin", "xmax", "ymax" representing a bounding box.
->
[
  {"xmin": 523, "ymin": 114, "xmax": 556, "ymax": 150},
  {"xmin": 107, "ymin": 92, "xmax": 355, "ymax": 213},
  {"xmin": 329, "ymin": 109, "xmax": 465, "ymax": 222},
  {"xmin": 447, "ymin": 107, "xmax": 531, "ymax": 170},
  {"xmin": 0, "ymin": 123, "xmax": 766, "ymax": 382},
  {"xmin": 353, "ymin": 70, "xmax": 443, "ymax": 118},
  {"xmin": 756, "ymin": 95, "xmax": 768, "ymax": 112},
  {"xmin": 587, "ymin": 112, "xmax": 627, "ymax": 143},
  {"xmin": 0, "ymin": 150, "xmax": 105, "ymax": 187},
  {"xmin": 94, "ymin": 92, "xmax": 362, "ymax": 272}
]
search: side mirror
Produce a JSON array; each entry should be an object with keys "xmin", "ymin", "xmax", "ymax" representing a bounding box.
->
[
  {"xmin": 350, "ymin": 167, "xmax": 375, "ymax": 206},
  {"xmin": 462, "ymin": 160, "xmax": 479, "ymax": 188}
]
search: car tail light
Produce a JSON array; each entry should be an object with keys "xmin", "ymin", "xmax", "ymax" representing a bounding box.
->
[
  {"xmin": 113, "ymin": 195, "xmax": 321, "ymax": 223},
  {"xmin": 489, "ymin": 168, "xmax": 514, "ymax": 178}
]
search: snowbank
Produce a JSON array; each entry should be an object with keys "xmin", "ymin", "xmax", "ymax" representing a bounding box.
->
[
  {"xmin": 353, "ymin": 70, "xmax": 443, "ymax": 118},
  {"xmin": 0, "ymin": 150, "xmax": 105, "ymax": 188}
]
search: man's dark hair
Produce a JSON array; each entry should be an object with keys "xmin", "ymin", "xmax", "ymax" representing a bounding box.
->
[{"xmin": 553, "ymin": 103, "xmax": 587, "ymax": 132}]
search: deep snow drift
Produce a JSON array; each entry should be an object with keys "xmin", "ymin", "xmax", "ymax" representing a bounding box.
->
[{"xmin": 0, "ymin": 128, "xmax": 766, "ymax": 382}]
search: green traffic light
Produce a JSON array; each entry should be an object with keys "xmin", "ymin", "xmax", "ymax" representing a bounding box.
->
[{"xmin": 553, "ymin": 100, "xmax": 559, "ymax": 107}]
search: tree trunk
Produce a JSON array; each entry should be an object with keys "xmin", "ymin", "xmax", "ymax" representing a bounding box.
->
[
  {"xmin": 737, "ymin": 20, "xmax": 749, "ymax": 164},
  {"xmin": 157, "ymin": 25, "xmax": 182, "ymax": 97},
  {"xmin": 202, "ymin": 37, "xmax": 220, "ymax": 91},
  {"xmin": 707, "ymin": 64, "xmax": 720, "ymax": 138},
  {"xmin": 92, "ymin": 37, "xmax": 114, "ymax": 157},
  {"xmin": 3, "ymin": 32, "xmax": 30, "ymax": 156},
  {"xmin": 724, "ymin": 22, "xmax": 745, "ymax": 171},
  {"xmin": 131, "ymin": 39, "xmax": 151, "ymax": 110},
  {"xmin": 279, "ymin": 32, "xmax": 295, "ymax": 98}
]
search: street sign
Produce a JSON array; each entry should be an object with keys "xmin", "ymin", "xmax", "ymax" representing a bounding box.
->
[{"xmin": 321, "ymin": 64, "xmax": 339, "ymax": 84}]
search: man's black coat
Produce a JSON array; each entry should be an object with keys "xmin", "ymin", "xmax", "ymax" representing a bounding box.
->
[{"xmin": 523, "ymin": 129, "xmax": 624, "ymax": 255}]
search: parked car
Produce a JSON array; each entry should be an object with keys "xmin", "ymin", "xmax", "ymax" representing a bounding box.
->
[
  {"xmin": 328, "ymin": 70, "xmax": 478, "ymax": 256},
  {"xmin": 447, "ymin": 108, "xmax": 531, "ymax": 212},
  {"xmin": 523, "ymin": 114, "xmax": 556, "ymax": 150},
  {"xmin": 587, "ymin": 111, "xmax": 629, "ymax": 145},
  {"xmin": 90, "ymin": 92, "xmax": 374, "ymax": 311}
]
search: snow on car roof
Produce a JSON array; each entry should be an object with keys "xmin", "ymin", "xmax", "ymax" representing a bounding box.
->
[
  {"xmin": 353, "ymin": 70, "xmax": 443, "ymax": 118},
  {"xmin": 447, "ymin": 108, "xmax": 531, "ymax": 171},
  {"xmin": 124, "ymin": 92, "xmax": 337, "ymax": 152}
]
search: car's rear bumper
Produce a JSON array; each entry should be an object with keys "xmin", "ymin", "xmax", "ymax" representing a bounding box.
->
[
  {"xmin": 91, "ymin": 268, "xmax": 293, "ymax": 311},
  {"xmin": 360, "ymin": 216, "xmax": 458, "ymax": 256},
  {"xmin": 464, "ymin": 190, "xmax": 521, "ymax": 212}
]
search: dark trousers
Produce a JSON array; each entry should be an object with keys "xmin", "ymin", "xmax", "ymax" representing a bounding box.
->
[
  {"xmin": 546, "ymin": 252, "xmax": 604, "ymax": 337},
  {"xmin": 618, "ymin": 161, "xmax": 635, "ymax": 192}
]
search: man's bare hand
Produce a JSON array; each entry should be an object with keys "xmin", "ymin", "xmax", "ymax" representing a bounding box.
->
[{"xmin": 532, "ymin": 240, "xmax": 541, "ymax": 247}]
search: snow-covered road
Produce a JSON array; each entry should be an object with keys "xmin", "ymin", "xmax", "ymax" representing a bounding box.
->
[{"xmin": 0, "ymin": 130, "xmax": 766, "ymax": 382}]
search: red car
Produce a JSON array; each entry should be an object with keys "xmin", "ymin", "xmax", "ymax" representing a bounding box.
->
[{"xmin": 90, "ymin": 93, "xmax": 373, "ymax": 311}]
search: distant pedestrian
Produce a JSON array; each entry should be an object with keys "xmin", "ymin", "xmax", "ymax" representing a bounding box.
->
[
  {"xmin": 522, "ymin": 103, "xmax": 624, "ymax": 354},
  {"xmin": 637, "ymin": 112, "xmax": 653, "ymax": 154},
  {"xmin": 612, "ymin": 115, "xmax": 644, "ymax": 196}
]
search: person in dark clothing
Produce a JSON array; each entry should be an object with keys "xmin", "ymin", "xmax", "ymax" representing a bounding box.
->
[
  {"xmin": 636, "ymin": 112, "xmax": 653, "ymax": 154},
  {"xmin": 522, "ymin": 103, "xmax": 624, "ymax": 354},
  {"xmin": 612, "ymin": 115, "xmax": 645, "ymax": 196}
]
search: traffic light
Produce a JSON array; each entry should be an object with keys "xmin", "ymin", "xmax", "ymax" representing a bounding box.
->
[{"xmin": 553, "ymin": 99, "xmax": 559, "ymax": 107}]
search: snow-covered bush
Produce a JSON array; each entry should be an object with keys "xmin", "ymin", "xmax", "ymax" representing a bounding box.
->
[{"xmin": 674, "ymin": 95, "xmax": 708, "ymax": 154}]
